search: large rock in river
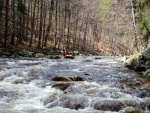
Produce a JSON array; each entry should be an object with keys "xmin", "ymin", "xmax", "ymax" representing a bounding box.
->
[
  {"xmin": 121, "ymin": 107, "xmax": 144, "ymax": 113},
  {"xmin": 35, "ymin": 53, "xmax": 45, "ymax": 58},
  {"xmin": 142, "ymin": 47, "xmax": 150, "ymax": 60},
  {"xmin": 94, "ymin": 100, "xmax": 125, "ymax": 112},
  {"xmin": 18, "ymin": 50, "xmax": 34, "ymax": 57}
]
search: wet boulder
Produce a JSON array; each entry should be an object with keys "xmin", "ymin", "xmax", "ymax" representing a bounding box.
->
[
  {"xmin": 0, "ymin": 51, "xmax": 12, "ymax": 57},
  {"xmin": 121, "ymin": 107, "xmax": 144, "ymax": 113},
  {"xmin": 69, "ymin": 76, "xmax": 85, "ymax": 81},
  {"xmin": 63, "ymin": 97, "xmax": 88, "ymax": 110},
  {"xmin": 142, "ymin": 47, "xmax": 150, "ymax": 60},
  {"xmin": 123, "ymin": 100, "xmax": 138, "ymax": 108},
  {"xmin": 52, "ymin": 76, "xmax": 85, "ymax": 82},
  {"xmin": 18, "ymin": 50, "xmax": 34, "ymax": 57},
  {"xmin": 123, "ymin": 53, "xmax": 142, "ymax": 71},
  {"xmin": 52, "ymin": 82, "xmax": 72, "ymax": 90},
  {"xmin": 94, "ymin": 100, "xmax": 125, "ymax": 112},
  {"xmin": 35, "ymin": 53, "xmax": 45, "ymax": 58},
  {"xmin": 122, "ymin": 48, "xmax": 150, "ymax": 74},
  {"xmin": 52, "ymin": 76, "xmax": 72, "ymax": 82},
  {"xmin": 11, "ymin": 79, "xmax": 24, "ymax": 84}
]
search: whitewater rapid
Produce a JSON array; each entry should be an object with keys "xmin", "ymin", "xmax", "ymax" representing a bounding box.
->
[{"xmin": 0, "ymin": 56, "xmax": 149, "ymax": 113}]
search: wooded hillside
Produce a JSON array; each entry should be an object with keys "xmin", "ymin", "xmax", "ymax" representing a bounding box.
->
[{"xmin": 0, "ymin": 0, "xmax": 149, "ymax": 55}]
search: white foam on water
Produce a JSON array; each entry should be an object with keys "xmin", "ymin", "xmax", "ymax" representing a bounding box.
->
[{"xmin": 13, "ymin": 100, "xmax": 44, "ymax": 110}]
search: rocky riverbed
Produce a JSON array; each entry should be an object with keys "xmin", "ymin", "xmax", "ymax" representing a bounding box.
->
[{"xmin": 0, "ymin": 56, "xmax": 149, "ymax": 113}]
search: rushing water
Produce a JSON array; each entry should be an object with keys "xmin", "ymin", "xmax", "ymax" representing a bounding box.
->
[{"xmin": 0, "ymin": 56, "xmax": 149, "ymax": 113}]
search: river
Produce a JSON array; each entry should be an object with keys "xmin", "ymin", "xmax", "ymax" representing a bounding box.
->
[{"xmin": 0, "ymin": 56, "xmax": 149, "ymax": 113}]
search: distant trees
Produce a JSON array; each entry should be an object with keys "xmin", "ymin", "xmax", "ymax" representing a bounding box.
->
[
  {"xmin": 0, "ymin": 0, "xmax": 103, "ymax": 53},
  {"xmin": 0, "ymin": 0, "xmax": 149, "ymax": 55},
  {"xmin": 136, "ymin": 0, "xmax": 150, "ymax": 48}
]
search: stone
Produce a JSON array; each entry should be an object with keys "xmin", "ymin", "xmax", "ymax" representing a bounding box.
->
[
  {"xmin": 63, "ymin": 97, "xmax": 88, "ymax": 110},
  {"xmin": 52, "ymin": 76, "xmax": 72, "ymax": 82},
  {"xmin": 52, "ymin": 76, "xmax": 85, "ymax": 82},
  {"xmin": 18, "ymin": 50, "xmax": 34, "ymax": 57},
  {"xmin": 35, "ymin": 53, "xmax": 45, "ymax": 58},
  {"xmin": 95, "ymin": 57, "xmax": 102, "ymax": 59},
  {"xmin": 94, "ymin": 100, "xmax": 125, "ymax": 112},
  {"xmin": 11, "ymin": 79, "xmax": 24, "ymax": 84},
  {"xmin": 142, "ymin": 47, "xmax": 150, "ymax": 60},
  {"xmin": 73, "ymin": 76, "xmax": 85, "ymax": 81},
  {"xmin": 124, "ymin": 53, "xmax": 141, "ymax": 70},
  {"xmin": 52, "ymin": 82, "xmax": 72, "ymax": 90},
  {"xmin": 144, "ymin": 69, "xmax": 150, "ymax": 77},
  {"xmin": 121, "ymin": 107, "xmax": 144, "ymax": 113}
]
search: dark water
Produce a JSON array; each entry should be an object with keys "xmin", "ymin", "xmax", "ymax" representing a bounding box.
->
[{"xmin": 0, "ymin": 56, "xmax": 149, "ymax": 113}]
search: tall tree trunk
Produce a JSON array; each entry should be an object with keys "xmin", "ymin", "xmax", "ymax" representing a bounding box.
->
[
  {"xmin": 44, "ymin": 0, "xmax": 54, "ymax": 47},
  {"xmin": 10, "ymin": 0, "xmax": 15, "ymax": 45},
  {"xmin": 22, "ymin": 0, "xmax": 26, "ymax": 40},
  {"xmin": 4, "ymin": 0, "xmax": 9, "ymax": 47},
  {"xmin": 25, "ymin": 0, "xmax": 30, "ymax": 43},
  {"xmin": 57, "ymin": 0, "xmax": 61, "ymax": 49},
  {"xmin": 35, "ymin": 0, "xmax": 40, "ymax": 39},
  {"xmin": 131, "ymin": 0, "xmax": 138, "ymax": 51},
  {"xmin": 67, "ymin": 11, "xmax": 71, "ymax": 50},
  {"xmin": 83, "ymin": 14, "xmax": 88, "ymax": 51},
  {"xmin": 42, "ymin": 1, "xmax": 46, "ymax": 48},
  {"xmin": 38, "ymin": 0, "xmax": 43, "ymax": 48},
  {"xmin": 0, "ymin": 0, "xmax": 4, "ymax": 43},
  {"xmin": 29, "ymin": 0, "xmax": 37, "ymax": 47},
  {"xmin": 73, "ymin": 9, "xmax": 79, "ymax": 50},
  {"xmin": 54, "ymin": 0, "xmax": 58, "ymax": 48}
]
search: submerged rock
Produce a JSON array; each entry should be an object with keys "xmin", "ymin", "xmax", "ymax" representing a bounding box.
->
[
  {"xmin": 94, "ymin": 100, "xmax": 125, "ymax": 112},
  {"xmin": 43, "ymin": 93, "xmax": 58, "ymax": 105},
  {"xmin": 11, "ymin": 79, "xmax": 24, "ymax": 84}
]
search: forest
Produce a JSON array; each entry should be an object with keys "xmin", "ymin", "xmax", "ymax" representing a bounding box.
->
[
  {"xmin": 0, "ymin": 1, "xmax": 150, "ymax": 113},
  {"xmin": 0, "ymin": 0, "xmax": 149, "ymax": 55}
]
